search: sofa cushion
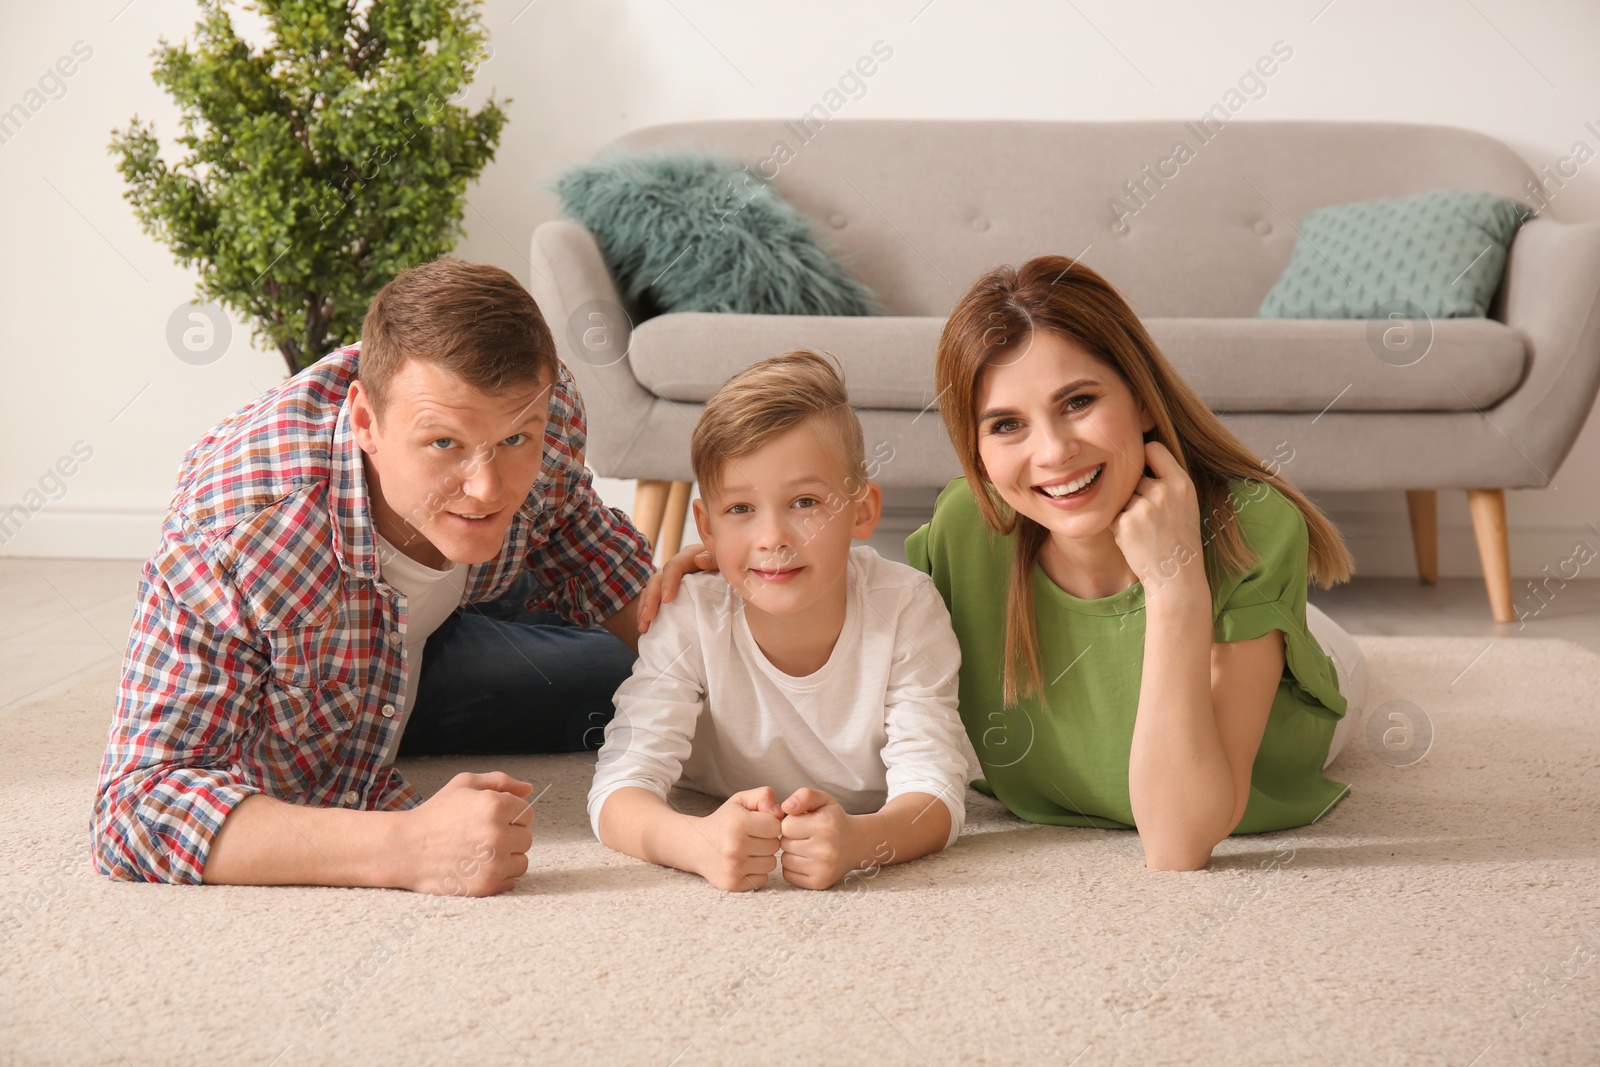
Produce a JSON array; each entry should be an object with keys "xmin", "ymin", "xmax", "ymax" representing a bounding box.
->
[
  {"xmin": 554, "ymin": 152, "xmax": 877, "ymax": 319},
  {"xmin": 627, "ymin": 313, "xmax": 1526, "ymax": 414},
  {"xmin": 1258, "ymin": 189, "xmax": 1532, "ymax": 320}
]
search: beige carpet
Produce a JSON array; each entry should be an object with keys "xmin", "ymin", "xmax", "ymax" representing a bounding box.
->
[{"xmin": 2, "ymin": 635, "xmax": 1597, "ymax": 1066}]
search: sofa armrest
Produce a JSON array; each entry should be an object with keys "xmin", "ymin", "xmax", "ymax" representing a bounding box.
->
[
  {"xmin": 528, "ymin": 220, "xmax": 658, "ymax": 478},
  {"xmin": 1491, "ymin": 217, "xmax": 1600, "ymax": 483}
]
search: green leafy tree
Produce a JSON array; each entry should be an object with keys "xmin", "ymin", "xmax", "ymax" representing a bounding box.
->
[{"xmin": 112, "ymin": 0, "xmax": 508, "ymax": 374}]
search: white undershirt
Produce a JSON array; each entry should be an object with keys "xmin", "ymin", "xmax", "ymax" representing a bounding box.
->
[
  {"xmin": 587, "ymin": 546, "xmax": 974, "ymax": 847},
  {"xmin": 374, "ymin": 532, "xmax": 467, "ymax": 765}
]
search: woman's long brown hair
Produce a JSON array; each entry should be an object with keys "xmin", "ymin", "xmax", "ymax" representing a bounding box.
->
[{"xmin": 935, "ymin": 255, "xmax": 1354, "ymax": 707}]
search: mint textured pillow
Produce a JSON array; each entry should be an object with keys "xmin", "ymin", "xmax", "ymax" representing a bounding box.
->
[
  {"xmin": 1257, "ymin": 189, "xmax": 1532, "ymax": 319},
  {"xmin": 555, "ymin": 152, "xmax": 877, "ymax": 320}
]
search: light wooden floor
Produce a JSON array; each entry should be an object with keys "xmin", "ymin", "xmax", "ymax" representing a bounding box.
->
[{"xmin": 2, "ymin": 557, "xmax": 1596, "ymax": 717}]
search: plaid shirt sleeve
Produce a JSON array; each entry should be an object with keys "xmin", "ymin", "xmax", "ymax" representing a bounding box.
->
[
  {"xmin": 92, "ymin": 524, "xmax": 268, "ymax": 884},
  {"xmin": 524, "ymin": 366, "xmax": 655, "ymax": 627}
]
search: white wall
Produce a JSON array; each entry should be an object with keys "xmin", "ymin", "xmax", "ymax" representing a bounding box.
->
[{"xmin": 3, "ymin": 0, "xmax": 1598, "ymax": 578}]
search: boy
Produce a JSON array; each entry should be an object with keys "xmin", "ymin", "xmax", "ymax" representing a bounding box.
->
[{"xmin": 588, "ymin": 351, "xmax": 971, "ymax": 891}]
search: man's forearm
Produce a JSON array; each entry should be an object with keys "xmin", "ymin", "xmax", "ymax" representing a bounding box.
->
[
  {"xmin": 600, "ymin": 595, "xmax": 643, "ymax": 653},
  {"xmin": 202, "ymin": 794, "xmax": 406, "ymax": 888}
]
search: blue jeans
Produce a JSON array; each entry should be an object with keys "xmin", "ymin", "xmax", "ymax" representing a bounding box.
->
[{"xmin": 399, "ymin": 572, "xmax": 638, "ymax": 756}]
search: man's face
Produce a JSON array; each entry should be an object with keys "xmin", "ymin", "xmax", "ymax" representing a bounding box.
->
[{"xmin": 350, "ymin": 358, "xmax": 553, "ymax": 569}]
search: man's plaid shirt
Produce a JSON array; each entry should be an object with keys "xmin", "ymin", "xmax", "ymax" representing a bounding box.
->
[{"xmin": 93, "ymin": 346, "xmax": 652, "ymax": 883}]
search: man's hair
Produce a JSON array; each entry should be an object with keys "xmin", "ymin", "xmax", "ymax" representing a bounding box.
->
[
  {"xmin": 692, "ymin": 350, "xmax": 867, "ymax": 499},
  {"xmin": 359, "ymin": 258, "xmax": 558, "ymax": 419}
]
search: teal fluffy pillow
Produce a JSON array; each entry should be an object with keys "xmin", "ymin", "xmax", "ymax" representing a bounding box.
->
[
  {"xmin": 555, "ymin": 152, "xmax": 877, "ymax": 319},
  {"xmin": 1258, "ymin": 189, "xmax": 1532, "ymax": 319}
]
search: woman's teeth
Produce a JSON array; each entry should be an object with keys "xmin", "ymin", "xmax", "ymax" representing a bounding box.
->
[{"xmin": 1039, "ymin": 465, "xmax": 1104, "ymax": 498}]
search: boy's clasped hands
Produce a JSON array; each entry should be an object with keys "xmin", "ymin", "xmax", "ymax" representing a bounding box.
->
[{"xmin": 697, "ymin": 786, "xmax": 870, "ymax": 892}]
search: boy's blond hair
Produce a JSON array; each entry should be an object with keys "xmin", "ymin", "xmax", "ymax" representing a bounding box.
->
[{"xmin": 691, "ymin": 350, "xmax": 867, "ymax": 500}]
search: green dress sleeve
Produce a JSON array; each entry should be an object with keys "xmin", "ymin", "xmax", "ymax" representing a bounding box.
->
[
  {"xmin": 1207, "ymin": 480, "xmax": 1352, "ymax": 831},
  {"xmin": 1210, "ymin": 481, "xmax": 1346, "ymax": 721},
  {"xmin": 905, "ymin": 521, "xmax": 932, "ymax": 575}
]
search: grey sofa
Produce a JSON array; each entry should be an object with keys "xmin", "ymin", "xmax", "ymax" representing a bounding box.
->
[{"xmin": 528, "ymin": 119, "xmax": 1600, "ymax": 621}]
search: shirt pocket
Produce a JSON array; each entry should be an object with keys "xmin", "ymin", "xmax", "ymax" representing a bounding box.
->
[
  {"xmin": 257, "ymin": 680, "xmax": 363, "ymax": 795},
  {"xmin": 263, "ymin": 618, "xmax": 363, "ymax": 691}
]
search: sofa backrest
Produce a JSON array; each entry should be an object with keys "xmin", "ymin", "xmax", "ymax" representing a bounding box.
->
[{"xmin": 606, "ymin": 120, "xmax": 1536, "ymax": 319}]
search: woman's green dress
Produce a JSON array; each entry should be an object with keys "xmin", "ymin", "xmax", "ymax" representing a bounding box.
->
[{"xmin": 905, "ymin": 476, "xmax": 1349, "ymax": 833}]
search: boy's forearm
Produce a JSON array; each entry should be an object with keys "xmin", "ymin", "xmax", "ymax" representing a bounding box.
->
[
  {"xmin": 203, "ymin": 793, "xmax": 407, "ymax": 888},
  {"xmin": 856, "ymin": 791, "xmax": 953, "ymax": 869},
  {"xmin": 596, "ymin": 787, "xmax": 704, "ymax": 874}
]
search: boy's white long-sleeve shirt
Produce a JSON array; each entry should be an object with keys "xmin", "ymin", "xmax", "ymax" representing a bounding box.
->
[{"xmin": 588, "ymin": 546, "xmax": 972, "ymax": 847}]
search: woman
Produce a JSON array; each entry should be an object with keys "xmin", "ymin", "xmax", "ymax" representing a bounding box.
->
[
  {"xmin": 642, "ymin": 254, "xmax": 1367, "ymax": 870},
  {"xmin": 904, "ymin": 254, "xmax": 1366, "ymax": 870}
]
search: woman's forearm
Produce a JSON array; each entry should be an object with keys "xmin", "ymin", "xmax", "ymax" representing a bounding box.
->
[{"xmin": 1128, "ymin": 574, "xmax": 1235, "ymax": 869}]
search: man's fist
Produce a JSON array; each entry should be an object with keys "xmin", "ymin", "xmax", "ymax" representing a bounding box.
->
[
  {"xmin": 401, "ymin": 771, "xmax": 536, "ymax": 897},
  {"xmin": 695, "ymin": 786, "xmax": 782, "ymax": 892},
  {"xmin": 778, "ymin": 788, "xmax": 865, "ymax": 890}
]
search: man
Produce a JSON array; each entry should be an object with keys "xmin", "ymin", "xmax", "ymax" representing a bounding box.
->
[{"xmin": 93, "ymin": 259, "xmax": 652, "ymax": 896}]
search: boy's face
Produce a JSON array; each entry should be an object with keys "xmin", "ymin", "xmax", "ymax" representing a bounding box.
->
[
  {"xmin": 351, "ymin": 358, "xmax": 553, "ymax": 569},
  {"xmin": 692, "ymin": 419, "xmax": 881, "ymax": 621}
]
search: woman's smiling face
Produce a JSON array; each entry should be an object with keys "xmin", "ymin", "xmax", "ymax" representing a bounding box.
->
[{"xmin": 974, "ymin": 330, "xmax": 1155, "ymax": 540}]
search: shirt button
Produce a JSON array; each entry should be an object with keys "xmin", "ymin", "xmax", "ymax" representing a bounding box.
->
[
  {"xmin": 387, "ymin": 630, "xmax": 401, "ymax": 646},
  {"xmin": 382, "ymin": 703, "xmax": 396, "ymax": 718},
  {"xmin": 343, "ymin": 790, "xmax": 360, "ymax": 806}
]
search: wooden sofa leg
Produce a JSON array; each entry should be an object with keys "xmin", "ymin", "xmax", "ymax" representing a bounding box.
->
[
  {"xmin": 1404, "ymin": 489, "xmax": 1439, "ymax": 585},
  {"xmin": 632, "ymin": 479, "xmax": 670, "ymax": 552},
  {"xmin": 657, "ymin": 481, "xmax": 693, "ymax": 560},
  {"xmin": 1466, "ymin": 488, "xmax": 1515, "ymax": 623}
]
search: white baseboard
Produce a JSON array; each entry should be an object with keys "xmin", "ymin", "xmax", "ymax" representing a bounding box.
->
[
  {"xmin": 0, "ymin": 508, "xmax": 164, "ymax": 560},
  {"xmin": 1327, "ymin": 516, "xmax": 1600, "ymax": 583},
  {"xmin": 8, "ymin": 502, "xmax": 1596, "ymax": 584}
]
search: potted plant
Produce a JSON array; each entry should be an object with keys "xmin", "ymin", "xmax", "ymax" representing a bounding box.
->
[{"xmin": 112, "ymin": 0, "xmax": 507, "ymax": 374}]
